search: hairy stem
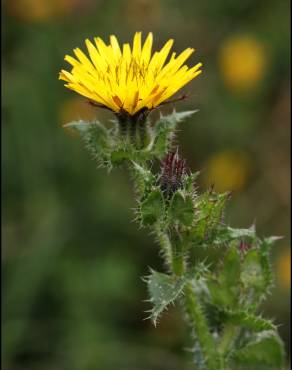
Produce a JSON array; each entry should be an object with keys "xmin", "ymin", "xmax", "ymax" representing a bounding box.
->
[
  {"xmin": 184, "ymin": 283, "xmax": 219, "ymax": 370},
  {"xmin": 218, "ymin": 324, "xmax": 238, "ymax": 367},
  {"xmin": 153, "ymin": 223, "xmax": 173, "ymax": 268},
  {"xmin": 130, "ymin": 161, "xmax": 219, "ymax": 369}
]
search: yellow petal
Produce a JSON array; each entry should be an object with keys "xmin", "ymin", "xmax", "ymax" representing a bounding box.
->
[
  {"xmin": 141, "ymin": 32, "xmax": 153, "ymax": 66},
  {"xmin": 132, "ymin": 31, "xmax": 142, "ymax": 60},
  {"xmin": 110, "ymin": 34, "xmax": 122, "ymax": 59},
  {"xmin": 59, "ymin": 33, "xmax": 202, "ymax": 115}
]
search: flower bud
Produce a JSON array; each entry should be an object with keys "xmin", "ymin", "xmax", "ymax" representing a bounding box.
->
[{"xmin": 159, "ymin": 151, "xmax": 187, "ymax": 196}]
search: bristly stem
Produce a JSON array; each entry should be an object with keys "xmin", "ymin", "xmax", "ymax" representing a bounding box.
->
[
  {"xmin": 184, "ymin": 283, "xmax": 219, "ymax": 370},
  {"xmin": 131, "ymin": 160, "xmax": 219, "ymax": 369},
  {"xmin": 168, "ymin": 230, "xmax": 219, "ymax": 370},
  {"xmin": 67, "ymin": 110, "xmax": 284, "ymax": 370},
  {"xmin": 153, "ymin": 223, "xmax": 173, "ymax": 270},
  {"xmin": 218, "ymin": 324, "xmax": 238, "ymax": 365}
]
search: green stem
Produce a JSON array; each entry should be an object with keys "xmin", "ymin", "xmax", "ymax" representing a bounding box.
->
[
  {"xmin": 130, "ymin": 161, "xmax": 219, "ymax": 369},
  {"xmin": 155, "ymin": 225, "xmax": 219, "ymax": 369},
  {"xmin": 184, "ymin": 283, "xmax": 219, "ymax": 370},
  {"xmin": 218, "ymin": 324, "xmax": 237, "ymax": 354},
  {"xmin": 171, "ymin": 228, "xmax": 185, "ymax": 276},
  {"xmin": 153, "ymin": 223, "xmax": 173, "ymax": 269},
  {"xmin": 169, "ymin": 228, "xmax": 218, "ymax": 369},
  {"xmin": 218, "ymin": 324, "xmax": 238, "ymax": 367}
]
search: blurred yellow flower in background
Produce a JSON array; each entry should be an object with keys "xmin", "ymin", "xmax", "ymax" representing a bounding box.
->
[
  {"xmin": 277, "ymin": 248, "xmax": 291, "ymax": 291},
  {"xmin": 219, "ymin": 35, "xmax": 267, "ymax": 93},
  {"xmin": 202, "ymin": 150, "xmax": 250, "ymax": 192},
  {"xmin": 6, "ymin": 0, "xmax": 57, "ymax": 21},
  {"xmin": 5, "ymin": 0, "xmax": 94, "ymax": 22}
]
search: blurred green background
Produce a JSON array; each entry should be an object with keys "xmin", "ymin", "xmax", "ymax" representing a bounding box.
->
[{"xmin": 2, "ymin": 0, "xmax": 290, "ymax": 369}]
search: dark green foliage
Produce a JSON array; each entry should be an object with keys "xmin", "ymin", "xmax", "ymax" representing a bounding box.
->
[
  {"xmin": 68, "ymin": 111, "xmax": 285, "ymax": 370},
  {"xmin": 192, "ymin": 191, "xmax": 230, "ymax": 245},
  {"xmin": 168, "ymin": 191, "xmax": 194, "ymax": 227},
  {"xmin": 231, "ymin": 331, "xmax": 285, "ymax": 369},
  {"xmin": 140, "ymin": 189, "xmax": 165, "ymax": 226},
  {"xmin": 241, "ymin": 249, "xmax": 266, "ymax": 294},
  {"xmin": 207, "ymin": 246, "xmax": 241, "ymax": 308}
]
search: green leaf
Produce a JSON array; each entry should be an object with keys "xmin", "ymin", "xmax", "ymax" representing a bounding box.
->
[
  {"xmin": 240, "ymin": 249, "xmax": 266, "ymax": 293},
  {"xmin": 258, "ymin": 237, "xmax": 279, "ymax": 295},
  {"xmin": 227, "ymin": 224, "xmax": 257, "ymax": 240},
  {"xmin": 64, "ymin": 120, "xmax": 109, "ymax": 144},
  {"xmin": 231, "ymin": 331, "xmax": 285, "ymax": 369},
  {"xmin": 64, "ymin": 120, "xmax": 112, "ymax": 167},
  {"xmin": 145, "ymin": 269, "xmax": 187, "ymax": 326},
  {"xmin": 208, "ymin": 247, "xmax": 241, "ymax": 308},
  {"xmin": 192, "ymin": 191, "xmax": 230, "ymax": 244},
  {"xmin": 221, "ymin": 309, "xmax": 276, "ymax": 332},
  {"xmin": 140, "ymin": 189, "xmax": 165, "ymax": 226},
  {"xmin": 131, "ymin": 161, "xmax": 155, "ymax": 195},
  {"xmin": 168, "ymin": 190, "xmax": 194, "ymax": 226},
  {"xmin": 183, "ymin": 171, "xmax": 200, "ymax": 193},
  {"xmin": 151, "ymin": 110, "xmax": 197, "ymax": 157},
  {"xmin": 262, "ymin": 236, "xmax": 283, "ymax": 249},
  {"xmin": 110, "ymin": 149, "xmax": 131, "ymax": 164},
  {"xmin": 187, "ymin": 261, "xmax": 211, "ymax": 281},
  {"xmin": 163, "ymin": 109, "xmax": 199, "ymax": 123}
]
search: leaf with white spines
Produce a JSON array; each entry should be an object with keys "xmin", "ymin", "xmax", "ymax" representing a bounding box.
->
[
  {"xmin": 221, "ymin": 309, "xmax": 277, "ymax": 332},
  {"xmin": 145, "ymin": 269, "xmax": 187, "ymax": 326},
  {"xmin": 131, "ymin": 161, "xmax": 155, "ymax": 195}
]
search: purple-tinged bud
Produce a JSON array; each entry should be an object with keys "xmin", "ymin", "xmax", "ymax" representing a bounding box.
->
[
  {"xmin": 239, "ymin": 241, "xmax": 251, "ymax": 252},
  {"xmin": 159, "ymin": 151, "xmax": 188, "ymax": 196}
]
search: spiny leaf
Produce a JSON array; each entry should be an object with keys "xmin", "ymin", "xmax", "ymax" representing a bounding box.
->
[
  {"xmin": 258, "ymin": 237, "xmax": 279, "ymax": 297},
  {"xmin": 221, "ymin": 309, "xmax": 276, "ymax": 332},
  {"xmin": 139, "ymin": 189, "xmax": 165, "ymax": 226},
  {"xmin": 131, "ymin": 161, "xmax": 155, "ymax": 195},
  {"xmin": 262, "ymin": 236, "xmax": 284, "ymax": 249},
  {"xmin": 183, "ymin": 171, "xmax": 200, "ymax": 193},
  {"xmin": 145, "ymin": 269, "xmax": 187, "ymax": 326},
  {"xmin": 241, "ymin": 249, "xmax": 266, "ymax": 293},
  {"xmin": 227, "ymin": 224, "xmax": 257, "ymax": 240},
  {"xmin": 230, "ymin": 331, "xmax": 285, "ymax": 369},
  {"xmin": 187, "ymin": 261, "xmax": 211, "ymax": 281},
  {"xmin": 151, "ymin": 110, "xmax": 197, "ymax": 157},
  {"xmin": 160, "ymin": 109, "xmax": 198, "ymax": 124},
  {"xmin": 207, "ymin": 246, "xmax": 241, "ymax": 308},
  {"xmin": 64, "ymin": 120, "xmax": 112, "ymax": 168},
  {"xmin": 192, "ymin": 191, "xmax": 230, "ymax": 244},
  {"xmin": 168, "ymin": 190, "xmax": 194, "ymax": 226},
  {"xmin": 64, "ymin": 120, "xmax": 109, "ymax": 144}
]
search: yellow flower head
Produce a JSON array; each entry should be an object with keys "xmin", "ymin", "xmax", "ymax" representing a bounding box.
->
[{"xmin": 59, "ymin": 32, "xmax": 202, "ymax": 116}]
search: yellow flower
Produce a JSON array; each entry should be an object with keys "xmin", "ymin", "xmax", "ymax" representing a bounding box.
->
[
  {"xmin": 59, "ymin": 32, "xmax": 202, "ymax": 116},
  {"xmin": 219, "ymin": 35, "xmax": 266, "ymax": 93}
]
